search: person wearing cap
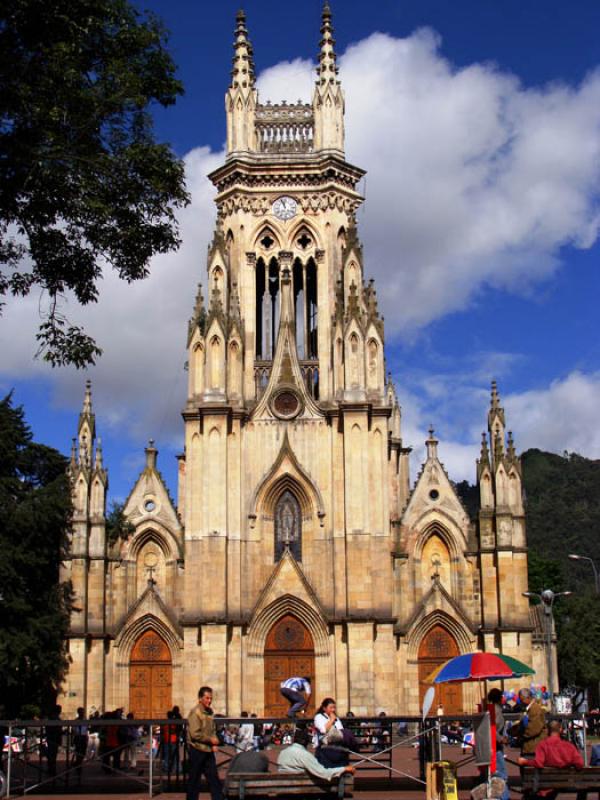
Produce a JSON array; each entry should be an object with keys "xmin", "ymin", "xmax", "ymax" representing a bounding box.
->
[{"xmin": 277, "ymin": 728, "xmax": 354, "ymax": 782}]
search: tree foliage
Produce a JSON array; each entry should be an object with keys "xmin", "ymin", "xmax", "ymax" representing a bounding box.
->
[
  {"xmin": 106, "ymin": 500, "xmax": 133, "ymax": 546},
  {"xmin": 557, "ymin": 590, "xmax": 600, "ymax": 689},
  {"xmin": 0, "ymin": 394, "xmax": 73, "ymax": 716},
  {"xmin": 0, "ymin": 0, "xmax": 189, "ymax": 367}
]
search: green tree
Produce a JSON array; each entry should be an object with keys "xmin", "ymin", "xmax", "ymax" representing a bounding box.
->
[
  {"xmin": 557, "ymin": 590, "xmax": 600, "ymax": 691},
  {"xmin": 0, "ymin": 394, "xmax": 73, "ymax": 716},
  {"xmin": 106, "ymin": 500, "xmax": 133, "ymax": 546},
  {"xmin": 0, "ymin": 0, "xmax": 189, "ymax": 367}
]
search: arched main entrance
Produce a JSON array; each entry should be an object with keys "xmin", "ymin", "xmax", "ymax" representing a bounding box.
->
[
  {"xmin": 418, "ymin": 625, "xmax": 463, "ymax": 715},
  {"xmin": 264, "ymin": 615, "xmax": 315, "ymax": 717},
  {"xmin": 129, "ymin": 630, "xmax": 172, "ymax": 718}
]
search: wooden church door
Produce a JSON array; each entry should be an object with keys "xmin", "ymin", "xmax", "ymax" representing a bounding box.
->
[
  {"xmin": 129, "ymin": 630, "xmax": 172, "ymax": 718},
  {"xmin": 264, "ymin": 615, "xmax": 315, "ymax": 717},
  {"xmin": 418, "ymin": 625, "xmax": 463, "ymax": 715}
]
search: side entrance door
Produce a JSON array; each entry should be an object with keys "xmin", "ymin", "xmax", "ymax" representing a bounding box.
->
[{"xmin": 129, "ymin": 630, "xmax": 172, "ymax": 718}]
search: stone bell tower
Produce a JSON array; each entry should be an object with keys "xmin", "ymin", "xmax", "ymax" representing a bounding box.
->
[{"xmin": 179, "ymin": 3, "xmax": 410, "ymax": 714}]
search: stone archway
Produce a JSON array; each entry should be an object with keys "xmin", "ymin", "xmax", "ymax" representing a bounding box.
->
[
  {"xmin": 129, "ymin": 630, "xmax": 172, "ymax": 718},
  {"xmin": 264, "ymin": 614, "xmax": 315, "ymax": 717},
  {"xmin": 418, "ymin": 624, "xmax": 462, "ymax": 715}
]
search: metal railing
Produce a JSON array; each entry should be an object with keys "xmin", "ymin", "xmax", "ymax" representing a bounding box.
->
[{"xmin": 0, "ymin": 713, "xmax": 594, "ymax": 797}]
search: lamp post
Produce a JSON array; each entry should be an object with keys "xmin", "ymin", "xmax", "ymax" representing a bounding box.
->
[
  {"xmin": 568, "ymin": 553, "xmax": 600, "ymax": 594},
  {"xmin": 523, "ymin": 589, "xmax": 572, "ymax": 709}
]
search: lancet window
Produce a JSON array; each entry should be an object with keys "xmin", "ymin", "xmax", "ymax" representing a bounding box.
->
[
  {"xmin": 255, "ymin": 256, "xmax": 318, "ymax": 361},
  {"xmin": 274, "ymin": 490, "xmax": 302, "ymax": 562}
]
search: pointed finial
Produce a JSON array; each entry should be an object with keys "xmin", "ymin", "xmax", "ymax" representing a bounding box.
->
[
  {"xmin": 94, "ymin": 437, "xmax": 103, "ymax": 469},
  {"xmin": 229, "ymin": 280, "xmax": 241, "ymax": 323},
  {"xmin": 80, "ymin": 434, "xmax": 90, "ymax": 468},
  {"xmin": 82, "ymin": 379, "xmax": 93, "ymax": 414},
  {"xmin": 145, "ymin": 439, "xmax": 157, "ymax": 470},
  {"xmin": 70, "ymin": 437, "xmax": 77, "ymax": 469},
  {"xmin": 494, "ymin": 429, "xmax": 503, "ymax": 462},
  {"xmin": 490, "ymin": 379, "xmax": 500, "ymax": 409},
  {"xmin": 231, "ymin": 7, "xmax": 255, "ymax": 89},
  {"xmin": 426, "ymin": 425, "xmax": 438, "ymax": 460},
  {"xmin": 507, "ymin": 430, "xmax": 516, "ymax": 459},
  {"xmin": 479, "ymin": 431, "xmax": 490, "ymax": 464},
  {"xmin": 317, "ymin": 0, "xmax": 338, "ymax": 86}
]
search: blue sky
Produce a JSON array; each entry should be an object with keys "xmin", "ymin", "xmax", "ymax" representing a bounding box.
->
[{"xmin": 2, "ymin": 0, "xmax": 600, "ymax": 503}]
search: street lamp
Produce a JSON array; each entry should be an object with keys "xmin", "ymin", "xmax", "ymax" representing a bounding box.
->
[
  {"xmin": 568, "ymin": 553, "xmax": 600, "ymax": 593},
  {"xmin": 523, "ymin": 589, "xmax": 572, "ymax": 709}
]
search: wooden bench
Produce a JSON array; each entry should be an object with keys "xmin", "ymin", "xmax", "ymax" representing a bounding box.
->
[
  {"xmin": 224, "ymin": 771, "xmax": 354, "ymax": 800},
  {"xmin": 521, "ymin": 766, "xmax": 600, "ymax": 797}
]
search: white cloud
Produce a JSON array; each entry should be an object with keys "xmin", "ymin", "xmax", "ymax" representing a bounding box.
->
[
  {"xmin": 1, "ymin": 27, "xmax": 600, "ymax": 461},
  {"xmin": 505, "ymin": 371, "xmax": 600, "ymax": 457},
  {"xmin": 258, "ymin": 30, "xmax": 600, "ymax": 330},
  {"xmin": 397, "ymin": 369, "xmax": 600, "ymax": 486}
]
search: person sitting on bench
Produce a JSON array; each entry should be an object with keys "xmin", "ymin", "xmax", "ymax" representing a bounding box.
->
[
  {"xmin": 519, "ymin": 721, "xmax": 585, "ymax": 800},
  {"xmin": 519, "ymin": 721, "xmax": 584, "ymax": 771},
  {"xmin": 277, "ymin": 728, "xmax": 355, "ymax": 782}
]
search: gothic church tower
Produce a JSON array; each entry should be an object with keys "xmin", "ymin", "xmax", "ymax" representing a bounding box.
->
[
  {"xmin": 60, "ymin": 4, "xmax": 545, "ymax": 718},
  {"xmin": 180, "ymin": 4, "xmax": 406, "ymax": 714}
]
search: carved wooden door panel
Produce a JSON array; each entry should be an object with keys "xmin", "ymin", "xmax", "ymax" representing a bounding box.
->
[
  {"xmin": 130, "ymin": 665, "xmax": 152, "ymax": 719},
  {"xmin": 129, "ymin": 631, "xmax": 172, "ymax": 719},
  {"xmin": 264, "ymin": 615, "xmax": 315, "ymax": 717},
  {"xmin": 418, "ymin": 625, "xmax": 462, "ymax": 715}
]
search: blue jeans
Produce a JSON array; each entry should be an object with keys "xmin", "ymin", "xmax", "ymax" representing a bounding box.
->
[
  {"xmin": 280, "ymin": 687, "xmax": 307, "ymax": 716},
  {"xmin": 494, "ymin": 749, "xmax": 510, "ymax": 800}
]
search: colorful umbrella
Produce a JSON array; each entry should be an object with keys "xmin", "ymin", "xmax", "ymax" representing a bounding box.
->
[{"xmin": 426, "ymin": 652, "xmax": 535, "ymax": 684}]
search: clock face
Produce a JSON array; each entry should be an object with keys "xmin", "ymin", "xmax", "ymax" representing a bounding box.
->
[{"xmin": 272, "ymin": 196, "xmax": 298, "ymax": 221}]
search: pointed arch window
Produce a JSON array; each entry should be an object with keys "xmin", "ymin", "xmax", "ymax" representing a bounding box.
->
[{"xmin": 274, "ymin": 490, "xmax": 302, "ymax": 562}]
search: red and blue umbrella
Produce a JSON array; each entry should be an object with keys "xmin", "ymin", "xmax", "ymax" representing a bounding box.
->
[{"xmin": 426, "ymin": 651, "xmax": 535, "ymax": 684}]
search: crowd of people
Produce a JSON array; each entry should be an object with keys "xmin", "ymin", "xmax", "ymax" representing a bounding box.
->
[{"xmin": 4, "ymin": 674, "xmax": 596, "ymax": 799}]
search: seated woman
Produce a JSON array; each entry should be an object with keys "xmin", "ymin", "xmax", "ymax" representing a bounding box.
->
[{"xmin": 313, "ymin": 698, "xmax": 355, "ymax": 768}]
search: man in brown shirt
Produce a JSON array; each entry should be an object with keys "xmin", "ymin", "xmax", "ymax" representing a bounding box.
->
[
  {"xmin": 513, "ymin": 688, "xmax": 546, "ymax": 756},
  {"xmin": 186, "ymin": 686, "xmax": 222, "ymax": 800}
]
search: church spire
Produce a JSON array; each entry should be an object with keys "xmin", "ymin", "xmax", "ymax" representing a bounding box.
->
[
  {"xmin": 317, "ymin": 2, "xmax": 339, "ymax": 87},
  {"xmin": 78, "ymin": 379, "xmax": 96, "ymax": 457},
  {"xmin": 231, "ymin": 9, "xmax": 255, "ymax": 89},
  {"xmin": 312, "ymin": 1, "xmax": 344, "ymax": 152},
  {"xmin": 488, "ymin": 379, "xmax": 506, "ymax": 465},
  {"xmin": 226, "ymin": 9, "xmax": 258, "ymax": 154}
]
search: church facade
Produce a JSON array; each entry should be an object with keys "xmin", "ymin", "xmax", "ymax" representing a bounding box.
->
[{"xmin": 60, "ymin": 5, "xmax": 549, "ymax": 719}]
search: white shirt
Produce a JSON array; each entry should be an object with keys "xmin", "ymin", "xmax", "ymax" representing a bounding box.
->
[
  {"xmin": 277, "ymin": 743, "xmax": 346, "ymax": 781},
  {"xmin": 313, "ymin": 712, "xmax": 344, "ymax": 746}
]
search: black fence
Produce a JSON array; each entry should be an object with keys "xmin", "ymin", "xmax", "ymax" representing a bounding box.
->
[{"xmin": 0, "ymin": 713, "xmax": 594, "ymax": 797}]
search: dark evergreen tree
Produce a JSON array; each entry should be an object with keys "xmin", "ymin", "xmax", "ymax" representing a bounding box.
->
[
  {"xmin": 0, "ymin": 394, "xmax": 73, "ymax": 716},
  {"xmin": 0, "ymin": 0, "xmax": 189, "ymax": 367}
]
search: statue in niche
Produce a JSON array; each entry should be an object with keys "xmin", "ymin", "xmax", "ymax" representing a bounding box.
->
[{"xmin": 275, "ymin": 490, "xmax": 302, "ymax": 562}]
